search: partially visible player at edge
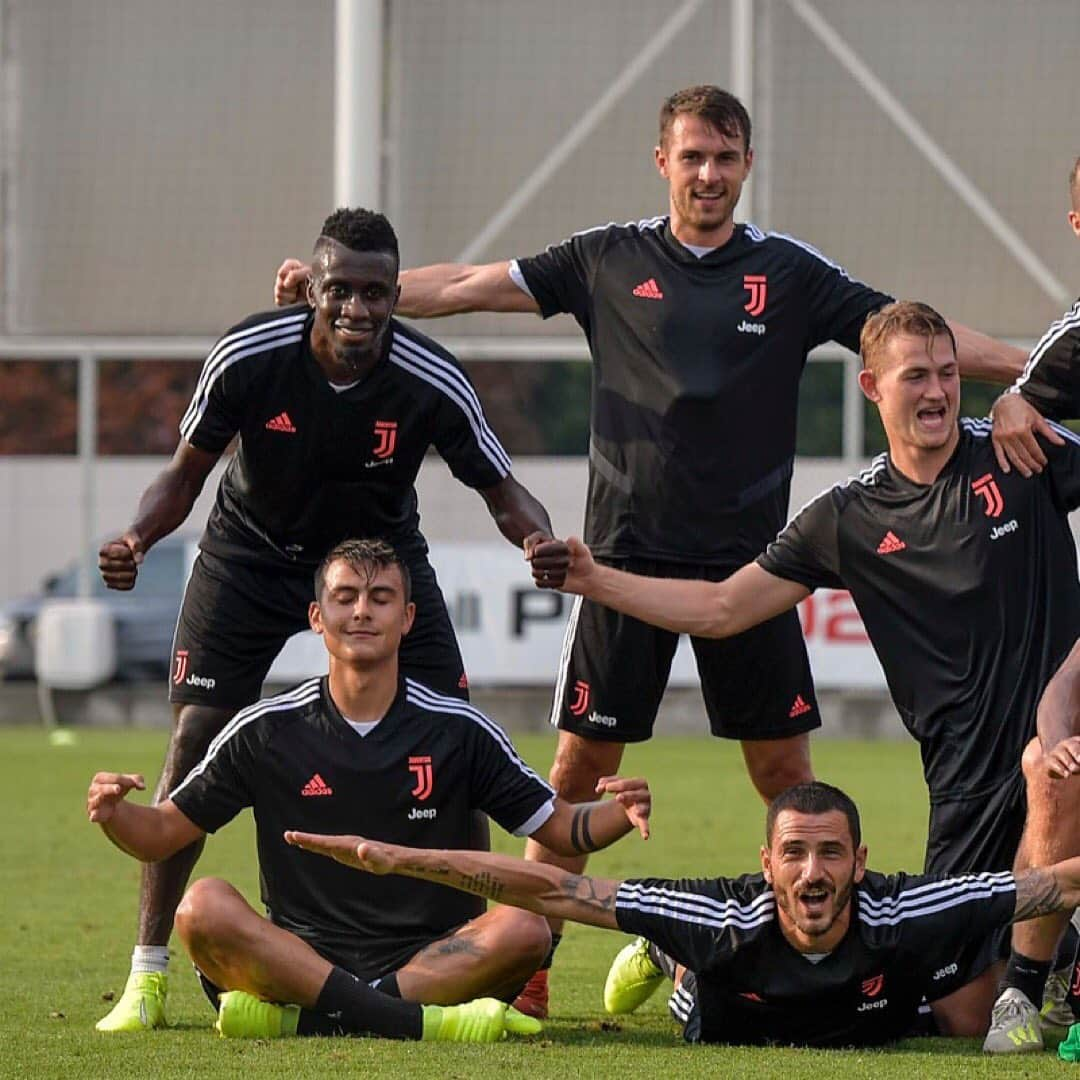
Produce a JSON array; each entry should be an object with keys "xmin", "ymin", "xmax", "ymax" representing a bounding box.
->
[
  {"xmin": 87, "ymin": 539, "xmax": 649, "ymax": 1043},
  {"xmin": 990, "ymin": 154, "xmax": 1080, "ymax": 474},
  {"xmin": 286, "ymin": 780, "xmax": 1080, "ymax": 1048},
  {"xmin": 275, "ymin": 86, "xmax": 1028, "ymax": 1017},
  {"xmin": 528, "ymin": 301, "xmax": 1080, "ymax": 1053},
  {"xmin": 985, "ymin": 154, "xmax": 1080, "ymax": 1043},
  {"xmin": 94, "ymin": 208, "xmax": 570, "ymax": 1032}
]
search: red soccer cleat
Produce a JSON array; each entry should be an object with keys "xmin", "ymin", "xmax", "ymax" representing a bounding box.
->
[{"xmin": 512, "ymin": 969, "xmax": 549, "ymax": 1020}]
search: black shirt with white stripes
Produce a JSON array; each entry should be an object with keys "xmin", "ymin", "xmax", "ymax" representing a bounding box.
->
[
  {"xmin": 180, "ymin": 306, "xmax": 511, "ymax": 569},
  {"xmin": 513, "ymin": 219, "xmax": 892, "ymax": 565},
  {"xmin": 757, "ymin": 421, "xmax": 1080, "ymax": 803},
  {"xmin": 1011, "ymin": 297, "xmax": 1080, "ymax": 419},
  {"xmin": 170, "ymin": 675, "xmax": 554, "ymax": 962},
  {"xmin": 615, "ymin": 868, "xmax": 1016, "ymax": 1047}
]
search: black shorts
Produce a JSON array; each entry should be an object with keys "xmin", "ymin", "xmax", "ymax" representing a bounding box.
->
[
  {"xmin": 550, "ymin": 558, "xmax": 821, "ymax": 743},
  {"xmin": 919, "ymin": 771, "xmax": 1026, "ymax": 997},
  {"xmin": 169, "ymin": 549, "xmax": 467, "ymax": 709},
  {"xmin": 923, "ymin": 772, "xmax": 1026, "ymax": 878}
]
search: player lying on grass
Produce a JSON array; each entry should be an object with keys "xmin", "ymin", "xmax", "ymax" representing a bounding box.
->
[
  {"xmin": 287, "ymin": 780, "xmax": 1080, "ymax": 1047},
  {"xmin": 526, "ymin": 300, "xmax": 1080, "ymax": 1054},
  {"xmin": 86, "ymin": 539, "xmax": 650, "ymax": 1044}
]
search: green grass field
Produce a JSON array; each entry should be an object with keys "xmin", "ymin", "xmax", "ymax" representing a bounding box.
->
[{"xmin": 1, "ymin": 726, "xmax": 1072, "ymax": 1078}]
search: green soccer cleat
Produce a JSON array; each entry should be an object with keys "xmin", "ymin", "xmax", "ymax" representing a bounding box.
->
[
  {"xmin": 982, "ymin": 987, "xmax": 1043, "ymax": 1054},
  {"xmin": 604, "ymin": 936, "xmax": 665, "ymax": 1015},
  {"xmin": 1041, "ymin": 968, "xmax": 1075, "ymax": 1047},
  {"xmin": 422, "ymin": 998, "xmax": 542, "ymax": 1043},
  {"xmin": 215, "ymin": 990, "xmax": 300, "ymax": 1039},
  {"xmin": 95, "ymin": 971, "xmax": 169, "ymax": 1032}
]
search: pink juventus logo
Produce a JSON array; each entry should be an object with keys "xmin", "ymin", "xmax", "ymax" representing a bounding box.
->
[
  {"xmin": 408, "ymin": 755, "xmax": 434, "ymax": 801},
  {"xmin": 972, "ymin": 473, "xmax": 1004, "ymax": 518},
  {"xmin": 373, "ymin": 420, "xmax": 397, "ymax": 459},
  {"xmin": 172, "ymin": 650, "xmax": 189, "ymax": 685},
  {"xmin": 569, "ymin": 680, "xmax": 590, "ymax": 717},
  {"xmin": 743, "ymin": 274, "xmax": 767, "ymax": 317}
]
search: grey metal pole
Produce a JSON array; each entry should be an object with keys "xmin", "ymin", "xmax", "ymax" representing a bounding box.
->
[
  {"xmin": 730, "ymin": 0, "xmax": 754, "ymax": 221},
  {"xmin": 77, "ymin": 351, "xmax": 97, "ymax": 598},
  {"xmin": 335, "ymin": 0, "xmax": 384, "ymax": 210},
  {"xmin": 842, "ymin": 354, "xmax": 864, "ymax": 464}
]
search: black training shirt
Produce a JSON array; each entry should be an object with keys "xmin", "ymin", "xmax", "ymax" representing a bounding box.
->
[
  {"xmin": 616, "ymin": 868, "xmax": 1016, "ymax": 1047},
  {"xmin": 180, "ymin": 307, "xmax": 511, "ymax": 569},
  {"xmin": 758, "ymin": 419, "xmax": 1080, "ymax": 802},
  {"xmin": 514, "ymin": 218, "xmax": 891, "ymax": 565},
  {"xmin": 170, "ymin": 676, "xmax": 554, "ymax": 959},
  {"xmin": 1011, "ymin": 297, "xmax": 1080, "ymax": 419}
]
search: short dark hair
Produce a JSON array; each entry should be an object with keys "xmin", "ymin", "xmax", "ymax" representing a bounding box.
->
[
  {"xmin": 659, "ymin": 85, "xmax": 752, "ymax": 152},
  {"xmin": 314, "ymin": 207, "xmax": 399, "ymax": 262},
  {"xmin": 765, "ymin": 782, "xmax": 862, "ymax": 848},
  {"xmin": 1070, "ymin": 156, "xmax": 1080, "ymax": 213},
  {"xmin": 860, "ymin": 300, "xmax": 956, "ymax": 374},
  {"xmin": 314, "ymin": 538, "xmax": 411, "ymax": 605}
]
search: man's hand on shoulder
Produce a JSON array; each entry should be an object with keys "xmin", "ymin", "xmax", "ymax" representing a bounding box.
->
[
  {"xmin": 98, "ymin": 531, "xmax": 145, "ymax": 591},
  {"xmin": 285, "ymin": 831, "xmax": 399, "ymax": 874},
  {"xmin": 596, "ymin": 775, "xmax": 651, "ymax": 839},
  {"xmin": 991, "ymin": 392, "xmax": 1064, "ymax": 476},
  {"xmin": 274, "ymin": 259, "xmax": 311, "ymax": 307},
  {"xmin": 87, "ymin": 772, "xmax": 145, "ymax": 823}
]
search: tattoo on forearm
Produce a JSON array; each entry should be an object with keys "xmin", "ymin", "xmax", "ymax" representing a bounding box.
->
[
  {"xmin": 561, "ymin": 873, "xmax": 616, "ymax": 912},
  {"xmin": 570, "ymin": 807, "xmax": 598, "ymax": 853},
  {"xmin": 457, "ymin": 871, "xmax": 505, "ymax": 902},
  {"xmin": 1013, "ymin": 868, "xmax": 1065, "ymax": 922},
  {"xmin": 403, "ymin": 860, "xmax": 451, "ymax": 879}
]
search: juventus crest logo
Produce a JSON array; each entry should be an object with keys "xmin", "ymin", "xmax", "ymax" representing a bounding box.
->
[
  {"xmin": 971, "ymin": 473, "xmax": 1004, "ymax": 518},
  {"xmin": 408, "ymin": 755, "xmax": 433, "ymax": 800},
  {"xmin": 743, "ymin": 274, "xmax": 767, "ymax": 317},
  {"xmin": 373, "ymin": 420, "xmax": 398, "ymax": 459},
  {"xmin": 172, "ymin": 650, "xmax": 189, "ymax": 685},
  {"xmin": 569, "ymin": 680, "xmax": 590, "ymax": 717}
]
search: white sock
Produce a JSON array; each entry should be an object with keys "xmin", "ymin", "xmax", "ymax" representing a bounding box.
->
[{"xmin": 131, "ymin": 945, "xmax": 169, "ymax": 975}]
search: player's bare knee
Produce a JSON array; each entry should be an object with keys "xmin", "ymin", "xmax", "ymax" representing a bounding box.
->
[
  {"xmin": 548, "ymin": 735, "xmax": 623, "ymax": 801},
  {"xmin": 503, "ymin": 910, "xmax": 551, "ymax": 968},
  {"xmin": 175, "ymin": 877, "xmax": 241, "ymax": 947},
  {"xmin": 1021, "ymin": 737, "xmax": 1046, "ymax": 782},
  {"xmin": 745, "ymin": 748, "xmax": 813, "ymax": 803}
]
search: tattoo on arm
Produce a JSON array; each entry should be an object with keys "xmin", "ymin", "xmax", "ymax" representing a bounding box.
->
[
  {"xmin": 402, "ymin": 860, "xmax": 451, "ymax": 879},
  {"xmin": 570, "ymin": 807, "xmax": 598, "ymax": 853},
  {"xmin": 457, "ymin": 871, "xmax": 505, "ymax": 902},
  {"xmin": 561, "ymin": 873, "xmax": 616, "ymax": 912},
  {"xmin": 1013, "ymin": 868, "xmax": 1065, "ymax": 922}
]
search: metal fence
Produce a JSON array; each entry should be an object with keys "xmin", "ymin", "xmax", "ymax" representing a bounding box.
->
[{"xmin": 0, "ymin": 334, "xmax": 896, "ymax": 597}]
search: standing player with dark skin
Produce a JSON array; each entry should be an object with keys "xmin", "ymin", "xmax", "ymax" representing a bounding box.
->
[
  {"xmin": 287, "ymin": 780, "xmax": 1080, "ymax": 1048},
  {"xmin": 87, "ymin": 539, "xmax": 649, "ymax": 1043},
  {"xmin": 529, "ymin": 301, "xmax": 1080, "ymax": 1053},
  {"xmin": 275, "ymin": 87, "xmax": 1027, "ymax": 1016},
  {"xmin": 94, "ymin": 209, "xmax": 569, "ymax": 1032}
]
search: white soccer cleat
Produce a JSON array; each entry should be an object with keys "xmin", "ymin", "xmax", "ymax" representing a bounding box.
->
[{"xmin": 982, "ymin": 987, "xmax": 1043, "ymax": 1054}]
